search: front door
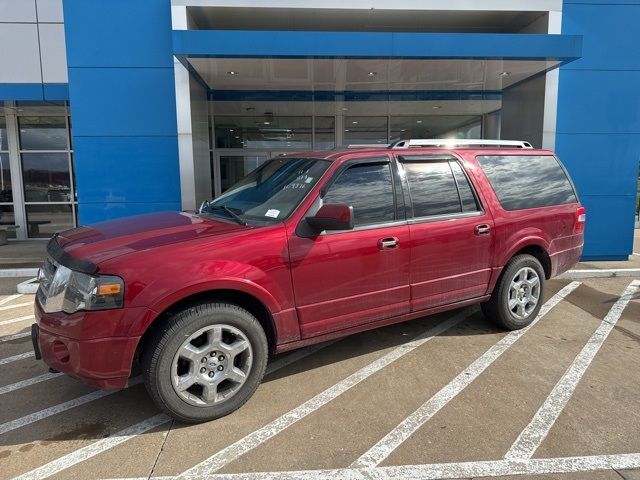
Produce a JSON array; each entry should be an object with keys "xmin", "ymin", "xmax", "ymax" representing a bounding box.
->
[
  {"xmin": 288, "ymin": 157, "xmax": 411, "ymax": 338},
  {"xmin": 397, "ymin": 155, "xmax": 493, "ymax": 311}
]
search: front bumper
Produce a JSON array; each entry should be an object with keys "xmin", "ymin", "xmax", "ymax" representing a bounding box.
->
[{"xmin": 33, "ymin": 298, "xmax": 155, "ymax": 389}]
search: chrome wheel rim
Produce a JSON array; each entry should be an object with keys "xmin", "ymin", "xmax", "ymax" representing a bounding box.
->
[
  {"xmin": 171, "ymin": 324, "xmax": 253, "ymax": 407},
  {"xmin": 508, "ymin": 267, "xmax": 541, "ymax": 320}
]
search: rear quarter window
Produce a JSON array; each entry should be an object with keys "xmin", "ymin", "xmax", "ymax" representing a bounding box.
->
[{"xmin": 477, "ymin": 155, "xmax": 577, "ymax": 211}]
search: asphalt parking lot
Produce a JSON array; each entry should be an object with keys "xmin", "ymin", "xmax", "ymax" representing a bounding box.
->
[{"xmin": 1, "ymin": 275, "xmax": 639, "ymax": 480}]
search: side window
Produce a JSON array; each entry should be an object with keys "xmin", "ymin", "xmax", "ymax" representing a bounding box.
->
[
  {"xmin": 477, "ymin": 155, "xmax": 577, "ymax": 210},
  {"xmin": 403, "ymin": 161, "xmax": 461, "ymax": 217},
  {"xmin": 323, "ymin": 162, "xmax": 395, "ymax": 226},
  {"xmin": 450, "ymin": 161, "xmax": 480, "ymax": 212}
]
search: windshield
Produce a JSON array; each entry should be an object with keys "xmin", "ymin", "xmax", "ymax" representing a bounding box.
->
[{"xmin": 201, "ymin": 157, "xmax": 330, "ymax": 224}]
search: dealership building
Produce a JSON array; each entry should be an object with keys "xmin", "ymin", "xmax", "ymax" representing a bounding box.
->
[{"xmin": 0, "ymin": 0, "xmax": 637, "ymax": 259}]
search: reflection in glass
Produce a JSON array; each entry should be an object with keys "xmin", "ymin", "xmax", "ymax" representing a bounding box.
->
[
  {"xmin": 25, "ymin": 204, "xmax": 73, "ymax": 238},
  {"xmin": 18, "ymin": 116, "xmax": 68, "ymax": 150},
  {"xmin": 323, "ymin": 163, "xmax": 395, "ymax": 226},
  {"xmin": 390, "ymin": 116, "xmax": 481, "ymax": 141},
  {"xmin": 450, "ymin": 162, "xmax": 479, "ymax": 212},
  {"xmin": 0, "ymin": 205, "xmax": 16, "ymax": 239},
  {"xmin": 215, "ymin": 116, "xmax": 312, "ymax": 149},
  {"xmin": 0, "ymin": 116, "xmax": 8, "ymax": 151},
  {"xmin": 219, "ymin": 155, "xmax": 268, "ymax": 193},
  {"xmin": 314, "ymin": 117, "xmax": 335, "ymax": 149},
  {"xmin": 0, "ymin": 153, "xmax": 12, "ymax": 202},
  {"xmin": 404, "ymin": 162, "xmax": 461, "ymax": 217},
  {"xmin": 477, "ymin": 155, "xmax": 577, "ymax": 211},
  {"xmin": 21, "ymin": 152, "xmax": 71, "ymax": 202},
  {"xmin": 344, "ymin": 117, "xmax": 388, "ymax": 145}
]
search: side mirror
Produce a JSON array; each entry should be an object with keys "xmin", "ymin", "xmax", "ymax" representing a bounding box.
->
[{"xmin": 306, "ymin": 204, "xmax": 354, "ymax": 231}]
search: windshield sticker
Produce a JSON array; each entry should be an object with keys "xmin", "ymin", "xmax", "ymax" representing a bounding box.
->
[
  {"xmin": 305, "ymin": 176, "xmax": 314, "ymax": 183},
  {"xmin": 265, "ymin": 209, "xmax": 280, "ymax": 218}
]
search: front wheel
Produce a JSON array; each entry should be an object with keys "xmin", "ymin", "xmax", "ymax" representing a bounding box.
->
[
  {"xmin": 142, "ymin": 302, "xmax": 268, "ymax": 423},
  {"xmin": 481, "ymin": 254, "xmax": 545, "ymax": 330}
]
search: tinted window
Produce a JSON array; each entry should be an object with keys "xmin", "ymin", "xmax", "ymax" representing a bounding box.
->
[
  {"xmin": 477, "ymin": 155, "xmax": 577, "ymax": 210},
  {"xmin": 403, "ymin": 162, "xmax": 461, "ymax": 217},
  {"xmin": 450, "ymin": 161, "xmax": 480, "ymax": 212},
  {"xmin": 323, "ymin": 162, "xmax": 395, "ymax": 226}
]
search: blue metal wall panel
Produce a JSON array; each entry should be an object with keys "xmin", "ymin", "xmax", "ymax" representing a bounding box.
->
[
  {"xmin": 63, "ymin": 0, "xmax": 180, "ymax": 224},
  {"xmin": 0, "ymin": 83, "xmax": 68, "ymax": 100},
  {"xmin": 173, "ymin": 30, "xmax": 582, "ymax": 61},
  {"xmin": 558, "ymin": 2, "xmax": 640, "ymax": 260}
]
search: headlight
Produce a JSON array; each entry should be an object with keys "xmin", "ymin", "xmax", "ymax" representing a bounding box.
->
[{"xmin": 44, "ymin": 264, "xmax": 124, "ymax": 314}]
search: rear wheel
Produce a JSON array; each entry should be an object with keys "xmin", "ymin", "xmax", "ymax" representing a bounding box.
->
[
  {"xmin": 481, "ymin": 254, "xmax": 545, "ymax": 330},
  {"xmin": 142, "ymin": 302, "xmax": 268, "ymax": 423}
]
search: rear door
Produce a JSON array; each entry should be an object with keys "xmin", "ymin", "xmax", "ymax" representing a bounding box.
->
[
  {"xmin": 288, "ymin": 156, "xmax": 411, "ymax": 338},
  {"xmin": 398, "ymin": 154, "xmax": 494, "ymax": 311}
]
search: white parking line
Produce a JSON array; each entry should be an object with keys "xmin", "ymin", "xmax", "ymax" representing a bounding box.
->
[
  {"xmin": 351, "ymin": 281, "xmax": 581, "ymax": 468},
  {"xmin": 0, "ymin": 315, "xmax": 35, "ymax": 327},
  {"xmin": 0, "ymin": 301, "xmax": 32, "ymax": 312},
  {"xmin": 5, "ymin": 335, "xmax": 346, "ymax": 479},
  {"xmin": 134, "ymin": 453, "xmax": 640, "ymax": 480},
  {"xmin": 0, "ymin": 351, "xmax": 33, "ymax": 366},
  {"xmin": 180, "ymin": 311, "xmax": 471, "ymax": 479},
  {"xmin": 0, "ymin": 294, "xmax": 23, "ymax": 306},
  {"xmin": 0, "ymin": 331, "xmax": 30, "ymax": 343},
  {"xmin": 505, "ymin": 279, "xmax": 640, "ymax": 460},
  {"xmin": 0, "ymin": 372, "xmax": 63, "ymax": 396},
  {"xmin": 558, "ymin": 268, "xmax": 640, "ymax": 279},
  {"xmin": 0, "ymin": 377, "xmax": 144, "ymax": 435},
  {"xmin": 12, "ymin": 414, "xmax": 171, "ymax": 480}
]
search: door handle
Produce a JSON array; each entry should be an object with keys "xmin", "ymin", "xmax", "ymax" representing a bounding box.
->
[
  {"xmin": 378, "ymin": 237, "xmax": 399, "ymax": 249},
  {"xmin": 475, "ymin": 224, "xmax": 490, "ymax": 235}
]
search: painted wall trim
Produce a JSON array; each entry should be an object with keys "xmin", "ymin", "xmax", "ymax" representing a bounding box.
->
[
  {"xmin": 0, "ymin": 83, "xmax": 69, "ymax": 101},
  {"xmin": 173, "ymin": 30, "xmax": 583, "ymax": 61}
]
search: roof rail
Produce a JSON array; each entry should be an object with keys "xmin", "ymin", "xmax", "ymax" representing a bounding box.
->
[{"xmin": 388, "ymin": 139, "xmax": 533, "ymax": 149}]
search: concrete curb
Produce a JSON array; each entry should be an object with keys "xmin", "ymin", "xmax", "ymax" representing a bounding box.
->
[
  {"xmin": 0, "ymin": 268, "xmax": 39, "ymax": 278},
  {"xmin": 557, "ymin": 268, "xmax": 640, "ymax": 279},
  {"xmin": 17, "ymin": 278, "xmax": 39, "ymax": 294}
]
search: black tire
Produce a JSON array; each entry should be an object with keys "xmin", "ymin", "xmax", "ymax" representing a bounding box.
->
[
  {"xmin": 481, "ymin": 254, "xmax": 545, "ymax": 330},
  {"xmin": 142, "ymin": 302, "xmax": 268, "ymax": 423}
]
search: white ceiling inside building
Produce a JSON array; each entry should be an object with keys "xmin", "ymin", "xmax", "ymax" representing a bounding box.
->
[{"xmin": 189, "ymin": 58, "xmax": 560, "ymax": 92}]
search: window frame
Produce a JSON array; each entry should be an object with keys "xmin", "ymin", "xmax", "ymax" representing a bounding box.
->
[{"xmin": 397, "ymin": 154, "xmax": 484, "ymax": 224}]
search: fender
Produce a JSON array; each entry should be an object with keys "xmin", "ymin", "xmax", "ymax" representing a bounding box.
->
[
  {"xmin": 496, "ymin": 231, "xmax": 551, "ymax": 268},
  {"xmin": 148, "ymin": 277, "xmax": 282, "ymax": 318}
]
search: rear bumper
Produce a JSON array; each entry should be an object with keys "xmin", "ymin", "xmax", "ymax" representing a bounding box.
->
[
  {"xmin": 34, "ymin": 299, "xmax": 150, "ymax": 389},
  {"xmin": 550, "ymin": 243, "xmax": 584, "ymax": 278}
]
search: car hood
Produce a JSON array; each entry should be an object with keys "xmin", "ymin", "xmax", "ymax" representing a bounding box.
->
[{"xmin": 56, "ymin": 211, "xmax": 248, "ymax": 267}]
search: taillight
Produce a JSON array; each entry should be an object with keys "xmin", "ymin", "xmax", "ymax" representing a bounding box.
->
[{"xmin": 574, "ymin": 206, "xmax": 586, "ymax": 234}]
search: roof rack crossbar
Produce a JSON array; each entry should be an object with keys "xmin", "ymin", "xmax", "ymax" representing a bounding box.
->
[{"xmin": 388, "ymin": 139, "xmax": 533, "ymax": 149}]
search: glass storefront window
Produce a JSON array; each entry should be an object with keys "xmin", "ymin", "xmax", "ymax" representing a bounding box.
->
[
  {"xmin": 314, "ymin": 116, "xmax": 335, "ymax": 149},
  {"xmin": 344, "ymin": 116, "xmax": 388, "ymax": 145},
  {"xmin": 390, "ymin": 115, "xmax": 482, "ymax": 141},
  {"xmin": 0, "ymin": 205, "xmax": 16, "ymax": 239},
  {"xmin": 214, "ymin": 116, "xmax": 312, "ymax": 149},
  {"xmin": 19, "ymin": 116, "xmax": 68, "ymax": 150},
  {"xmin": 220, "ymin": 155, "xmax": 268, "ymax": 193},
  {"xmin": 21, "ymin": 152, "xmax": 72, "ymax": 202},
  {"xmin": 25, "ymin": 204, "xmax": 73, "ymax": 238},
  {"xmin": 0, "ymin": 116, "xmax": 7, "ymax": 151},
  {"xmin": 0, "ymin": 153, "xmax": 12, "ymax": 202}
]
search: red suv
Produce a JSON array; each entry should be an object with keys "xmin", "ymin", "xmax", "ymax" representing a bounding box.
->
[{"xmin": 32, "ymin": 139, "xmax": 584, "ymax": 422}]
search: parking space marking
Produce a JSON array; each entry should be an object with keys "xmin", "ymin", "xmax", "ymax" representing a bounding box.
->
[
  {"xmin": 558, "ymin": 268, "xmax": 640, "ymax": 279},
  {"xmin": 504, "ymin": 279, "xmax": 640, "ymax": 460},
  {"xmin": 140, "ymin": 452, "xmax": 640, "ymax": 480},
  {"xmin": 12, "ymin": 414, "xmax": 171, "ymax": 480},
  {"xmin": 0, "ymin": 371, "xmax": 63, "ymax": 396},
  {"xmin": 0, "ymin": 302, "xmax": 33, "ymax": 312},
  {"xmin": 0, "ymin": 377, "xmax": 144, "ymax": 435},
  {"xmin": 179, "ymin": 311, "xmax": 471, "ymax": 479},
  {"xmin": 0, "ymin": 351, "xmax": 33, "ymax": 366},
  {"xmin": 0, "ymin": 294, "xmax": 23, "ymax": 306},
  {"xmin": 352, "ymin": 281, "xmax": 582, "ymax": 468},
  {"xmin": 4, "ymin": 335, "xmax": 345, "ymax": 478},
  {"xmin": 0, "ymin": 314, "xmax": 35, "ymax": 327},
  {"xmin": 0, "ymin": 331, "xmax": 30, "ymax": 343}
]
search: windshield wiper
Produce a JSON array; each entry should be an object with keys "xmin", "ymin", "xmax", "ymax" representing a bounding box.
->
[{"xmin": 210, "ymin": 204, "xmax": 247, "ymax": 226}]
